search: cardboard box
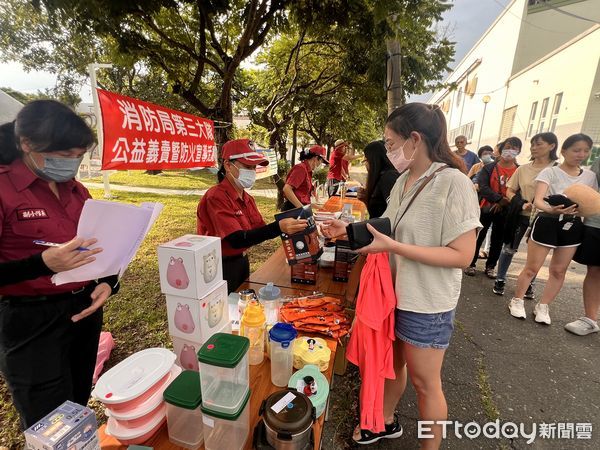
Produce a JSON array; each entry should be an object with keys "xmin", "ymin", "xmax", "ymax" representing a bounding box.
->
[
  {"xmin": 275, "ymin": 206, "xmax": 322, "ymax": 264},
  {"xmin": 158, "ymin": 234, "xmax": 222, "ymax": 298},
  {"xmin": 333, "ymin": 240, "xmax": 359, "ymax": 282},
  {"xmin": 172, "ymin": 321, "xmax": 232, "ymax": 371},
  {"xmin": 25, "ymin": 401, "xmax": 99, "ymax": 450},
  {"xmin": 166, "ymin": 280, "xmax": 229, "ymax": 342},
  {"xmin": 291, "ymin": 262, "xmax": 318, "ymax": 285}
]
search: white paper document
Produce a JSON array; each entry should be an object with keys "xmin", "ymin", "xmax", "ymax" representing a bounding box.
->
[{"xmin": 52, "ymin": 199, "xmax": 163, "ymax": 285}]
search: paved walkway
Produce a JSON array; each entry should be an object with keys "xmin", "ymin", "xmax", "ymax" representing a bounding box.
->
[{"xmin": 81, "ymin": 182, "xmax": 279, "ymax": 199}]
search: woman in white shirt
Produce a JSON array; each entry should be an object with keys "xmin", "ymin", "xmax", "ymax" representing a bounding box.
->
[
  {"xmin": 324, "ymin": 103, "xmax": 481, "ymax": 449},
  {"xmin": 509, "ymin": 134, "xmax": 598, "ymax": 324}
]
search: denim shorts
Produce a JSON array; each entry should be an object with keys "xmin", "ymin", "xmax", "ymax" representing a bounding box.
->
[{"xmin": 395, "ymin": 308, "xmax": 456, "ymax": 349}]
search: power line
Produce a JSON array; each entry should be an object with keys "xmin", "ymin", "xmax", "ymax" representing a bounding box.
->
[
  {"xmin": 541, "ymin": 1, "xmax": 600, "ymax": 25},
  {"xmin": 491, "ymin": 0, "xmax": 574, "ymax": 34}
]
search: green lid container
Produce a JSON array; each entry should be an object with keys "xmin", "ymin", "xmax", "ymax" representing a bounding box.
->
[
  {"xmin": 163, "ymin": 370, "xmax": 202, "ymax": 409},
  {"xmin": 197, "ymin": 333, "xmax": 250, "ymax": 368},
  {"xmin": 201, "ymin": 389, "xmax": 251, "ymax": 421}
]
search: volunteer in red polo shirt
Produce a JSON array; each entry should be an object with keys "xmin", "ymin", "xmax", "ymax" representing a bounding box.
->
[
  {"xmin": 0, "ymin": 100, "xmax": 120, "ymax": 428},
  {"xmin": 281, "ymin": 145, "xmax": 329, "ymax": 211},
  {"xmin": 197, "ymin": 139, "xmax": 308, "ymax": 293},
  {"xmin": 327, "ymin": 139, "xmax": 360, "ymax": 196}
]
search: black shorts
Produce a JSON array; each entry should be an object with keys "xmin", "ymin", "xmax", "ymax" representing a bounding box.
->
[
  {"xmin": 530, "ymin": 215, "xmax": 584, "ymax": 249},
  {"xmin": 574, "ymin": 226, "xmax": 600, "ymax": 266}
]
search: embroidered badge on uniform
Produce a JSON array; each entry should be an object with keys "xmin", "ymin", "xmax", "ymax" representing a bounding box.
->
[{"xmin": 16, "ymin": 208, "xmax": 49, "ymax": 220}]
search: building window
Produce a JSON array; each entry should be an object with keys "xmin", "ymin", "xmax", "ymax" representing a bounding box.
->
[
  {"xmin": 527, "ymin": 101, "xmax": 538, "ymax": 138},
  {"xmin": 456, "ymin": 88, "xmax": 463, "ymax": 109},
  {"xmin": 550, "ymin": 92, "xmax": 563, "ymax": 132},
  {"xmin": 499, "ymin": 106, "xmax": 518, "ymax": 140},
  {"xmin": 538, "ymin": 97, "xmax": 549, "ymax": 133}
]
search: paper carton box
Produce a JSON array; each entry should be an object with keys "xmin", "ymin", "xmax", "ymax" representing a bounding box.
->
[
  {"xmin": 274, "ymin": 206, "xmax": 322, "ymax": 265},
  {"xmin": 24, "ymin": 401, "xmax": 99, "ymax": 450},
  {"xmin": 291, "ymin": 262, "xmax": 318, "ymax": 285},
  {"xmin": 158, "ymin": 234, "xmax": 223, "ymax": 298},
  {"xmin": 172, "ymin": 321, "xmax": 232, "ymax": 372},
  {"xmin": 333, "ymin": 240, "xmax": 359, "ymax": 282},
  {"xmin": 166, "ymin": 280, "xmax": 229, "ymax": 342}
]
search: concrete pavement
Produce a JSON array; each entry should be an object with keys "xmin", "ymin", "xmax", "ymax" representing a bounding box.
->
[{"xmin": 322, "ymin": 247, "xmax": 600, "ymax": 449}]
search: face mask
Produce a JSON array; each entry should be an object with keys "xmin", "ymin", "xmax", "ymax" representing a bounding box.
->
[
  {"xmin": 386, "ymin": 140, "xmax": 417, "ymax": 173},
  {"xmin": 235, "ymin": 167, "xmax": 256, "ymax": 189},
  {"xmin": 29, "ymin": 153, "xmax": 83, "ymax": 182},
  {"xmin": 501, "ymin": 149, "xmax": 519, "ymax": 160},
  {"xmin": 481, "ymin": 154, "xmax": 494, "ymax": 164}
]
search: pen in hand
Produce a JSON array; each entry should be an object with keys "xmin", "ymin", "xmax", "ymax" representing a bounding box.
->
[{"xmin": 33, "ymin": 240, "xmax": 90, "ymax": 252}]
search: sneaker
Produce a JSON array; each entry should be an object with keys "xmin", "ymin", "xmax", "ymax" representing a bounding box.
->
[
  {"xmin": 533, "ymin": 303, "xmax": 551, "ymax": 325},
  {"xmin": 464, "ymin": 266, "xmax": 476, "ymax": 277},
  {"xmin": 484, "ymin": 267, "xmax": 496, "ymax": 279},
  {"xmin": 354, "ymin": 417, "xmax": 403, "ymax": 445},
  {"xmin": 493, "ymin": 279, "xmax": 505, "ymax": 296},
  {"xmin": 524, "ymin": 284, "xmax": 535, "ymax": 300},
  {"xmin": 508, "ymin": 298, "xmax": 526, "ymax": 319},
  {"xmin": 565, "ymin": 317, "xmax": 600, "ymax": 336}
]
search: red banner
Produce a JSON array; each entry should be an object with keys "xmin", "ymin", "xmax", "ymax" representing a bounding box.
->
[{"xmin": 97, "ymin": 89, "xmax": 216, "ymax": 170}]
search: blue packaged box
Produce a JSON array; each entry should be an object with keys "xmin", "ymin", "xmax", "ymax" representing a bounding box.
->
[{"xmin": 24, "ymin": 401, "xmax": 100, "ymax": 450}]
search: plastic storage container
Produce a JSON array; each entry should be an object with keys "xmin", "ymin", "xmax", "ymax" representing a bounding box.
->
[
  {"xmin": 240, "ymin": 300, "xmax": 266, "ymax": 365},
  {"xmin": 268, "ymin": 323, "xmax": 297, "ymax": 387},
  {"xmin": 288, "ymin": 364, "xmax": 330, "ymax": 418},
  {"xmin": 258, "ymin": 283, "xmax": 281, "ymax": 326},
  {"xmin": 93, "ymin": 348, "xmax": 176, "ymax": 411},
  {"xmin": 293, "ymin": 336, "xmax": 331, "ymax": 372},
  {"xmin": 198, "ymin": 333, "xmax": 250, "ymax": 415},
  {"xmin": 106, "ymin": 403, "xmax": 166, "ymax": 445},
  {"xmin": 201, "ymin": 389, "xmax": 251, "ymax": 450},
  {"xmin": 164, "ymin": 370, "xmax": 204, "ymax": 449},
  {"xmin": 105, "ymin": 364, "xmax": 182, "ymax": 428}
]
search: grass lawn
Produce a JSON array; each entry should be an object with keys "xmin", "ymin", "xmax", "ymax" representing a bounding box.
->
[
  {"xmin": 83, "ymin": 169, "xmax": 276, "ymax": 191},
  {"xmin": 0, "ymin": 190, "xmax": 280, "ymax": 448}
]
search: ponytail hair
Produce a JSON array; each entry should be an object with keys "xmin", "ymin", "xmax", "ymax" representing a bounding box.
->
[
  {"xmin": 0, "ymin": 99, "xmax": 95, "ymax": 165},
  {"xmin": 385, "ymin": 103, "xmax": 466, "ymax": 173},
  {"xmin": 0, "ymin": 121, "xmax": 18, "ymax": 165}
]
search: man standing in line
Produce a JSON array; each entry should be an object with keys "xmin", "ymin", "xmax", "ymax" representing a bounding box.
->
[
  {"xmin": 327, "ymin": 139, "xmax": 359, "ymax": 196},
  {"xmin": 455, "ymin": 135, "xmax": 480, "ymax": 172}
]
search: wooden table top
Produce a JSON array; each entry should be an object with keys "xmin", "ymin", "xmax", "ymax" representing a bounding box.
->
[{"xmin": 98, "ymin": 282, "xmax": 339, "ymax": 450}]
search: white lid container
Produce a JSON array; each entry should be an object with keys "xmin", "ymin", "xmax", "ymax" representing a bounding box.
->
[
  {"xmin": 93, "ymin": 348, "xmax": 176, "ymax": 409},
  {"xmin": 198, "ymin": 333, "xmax": 250, "ymax": 415},
  {"xmin": 201, "ymin": 389, "xmax": 250, "ymax": 450},
  {"xmin": 104, "ymin": 364, "xmax": 182, "ymax": 427}
]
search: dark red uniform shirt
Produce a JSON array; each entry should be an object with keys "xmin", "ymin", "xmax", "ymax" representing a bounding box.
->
[
  {"xmin": 196, "ymin": 178, "xmax": 266, "ymax": 257},
  {"xmin": 285, "ymin": 161, "xmax": 314, "ymax": 205},
  {"xmin": 328, "ymin": 149, "xmax": 348, "ymax": 181},
  {"xmin": 0, "ymin": 158, "xmax": 90, "ymax": 296}
]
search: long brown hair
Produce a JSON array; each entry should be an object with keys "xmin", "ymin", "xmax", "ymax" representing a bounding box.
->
[{"xmin": 385, "ymin": 103, "xmax": 466, "ymax": 173}]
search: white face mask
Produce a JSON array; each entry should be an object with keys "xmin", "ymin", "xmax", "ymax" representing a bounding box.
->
[
  {"xmin": 235, "ymin": 167, "xmax": 256, "ymax": 189},
  {"xmin": 386, "ymin": 140, "xmax": 417, "ymax": 173},
  {"xmin": 501, "ymin": 149, "xmax": 519, "ymax": 161},
  {"xmin": 481, "ymin": 154, "xmax": 494, "ymax": 164}
]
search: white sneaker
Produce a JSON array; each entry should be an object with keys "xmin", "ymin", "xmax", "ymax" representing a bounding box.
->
[
  {"xmin": 565, "ymin": 317, "xmax": 600, "ymax": 336},
  {"xmin": 509, "ymin": 298, "xmax": 526, "ymax": 319},
  {"xmin": 533, "ymin": 303, "xmax": 551, "ymax": 325}
]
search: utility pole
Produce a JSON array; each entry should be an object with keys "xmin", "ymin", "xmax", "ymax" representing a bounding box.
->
[
  {"xmin": 88, "ymin": 63, "xmax": 113, "ymax": 198},
  {"xmin": 386, "ymin": 38, "xmax": 402, "ymax": 115}
]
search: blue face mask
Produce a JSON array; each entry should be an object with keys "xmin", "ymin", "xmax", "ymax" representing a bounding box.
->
[{"xmin": 29, "ymin": 153, "xmax": 84, "ymax": 182}]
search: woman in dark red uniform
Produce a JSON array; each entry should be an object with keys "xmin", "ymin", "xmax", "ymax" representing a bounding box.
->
[
  {"xmin": 281, "ymin": 145, "xmax": 329, "ymax": 211},
  {"xmin": 0, "ymin": 100, "xmax": 120, "ymax": 428},
  {"xmin": 197, "ymin": 139, "xmax": 308, "ymax": 293}
]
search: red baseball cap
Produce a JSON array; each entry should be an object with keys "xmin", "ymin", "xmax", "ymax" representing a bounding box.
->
[
  {"xmin": 221, "ymin": 139, "xmax": 269, "ymax": 166},
  {"xmin": 308, "ymin": 145, "xmax": 329, "ymax": 164}
]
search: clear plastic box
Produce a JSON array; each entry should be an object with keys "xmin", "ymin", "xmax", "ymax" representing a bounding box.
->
[
  {"xmin": 164, "ymin": 370, "xmax": 204, "ymax": 449},
  {"xmin": 198, "ymin": 333, "xmax": 250, "ymax": 414},
  {"xmin": 201, "ymin": 389, "xmax": 250, "ymax": 450}
]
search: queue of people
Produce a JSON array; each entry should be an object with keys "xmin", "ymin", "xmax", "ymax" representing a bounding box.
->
[{"xmin": 2, "ymin": 97, "xmax": 600, "ymax": 450}]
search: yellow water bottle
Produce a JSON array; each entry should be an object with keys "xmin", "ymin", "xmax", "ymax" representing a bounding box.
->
[{"xmin": 240, "ymin": 300, "xmax": 266, "ymax": 365}]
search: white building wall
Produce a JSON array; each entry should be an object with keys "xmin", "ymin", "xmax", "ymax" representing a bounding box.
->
[
  {"xmin": 504, "ymin": 26, "xmax": 600, "ymax": 162},
  {"xmin": 430, "ymin": 0, "xmax": 527, "ymax": 151}
]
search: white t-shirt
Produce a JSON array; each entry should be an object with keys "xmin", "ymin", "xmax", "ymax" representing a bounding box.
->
[
  {"xmin": 382, "ymin": 162, "xmax": 481, "ymax": 313},
  {"xmin": 535, "ymin": 166, "xmax": 598, "ymax": 196}
]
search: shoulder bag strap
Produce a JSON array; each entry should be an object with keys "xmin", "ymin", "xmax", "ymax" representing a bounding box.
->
[{"xmin": 392, "ymin": 165, "xmax": 448, "ymax": 234}]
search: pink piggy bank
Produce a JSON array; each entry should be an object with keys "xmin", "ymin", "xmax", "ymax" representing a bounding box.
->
[
  {"xmin": 179, "ymin": 344, "xmax": 199, "ymax": 371},
  {"xmin": 167, "ymin": 257, "xmax": 189, "ymax": 289},
  {"xmin": 174, "ymin": 303, "xmax": 195, "ymax": 334}
]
